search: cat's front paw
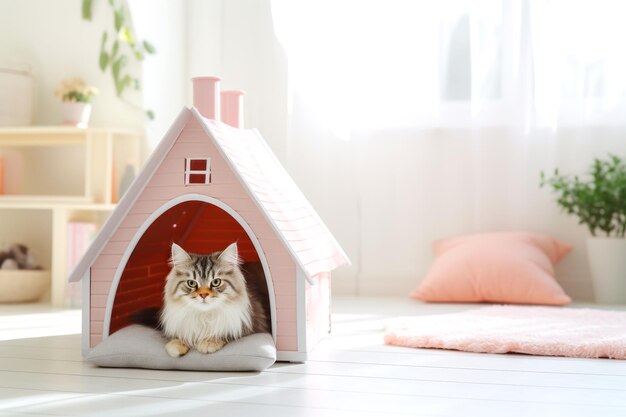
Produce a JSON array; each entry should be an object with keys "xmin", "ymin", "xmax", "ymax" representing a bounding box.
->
[
  {"xmin": 165, "ymin": 339, "xmax": 190, "ymax": 357},
  {"xmin": 196, "ymin": 339, "xmax": 226, "ymax": 354}
]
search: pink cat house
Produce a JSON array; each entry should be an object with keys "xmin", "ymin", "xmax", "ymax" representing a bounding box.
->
[{"xmin": 68, "ymin": 76, "xmax": 350, "ymax": 362}]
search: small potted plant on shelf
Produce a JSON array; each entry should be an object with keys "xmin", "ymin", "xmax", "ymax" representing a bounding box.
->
[
  {"xmin": 541, "ymin": 154, "xmax": 626, "ymax": 304},
  {"xmin": 54, "ymin": 78, "xmax": 99, "ymax": 127}
]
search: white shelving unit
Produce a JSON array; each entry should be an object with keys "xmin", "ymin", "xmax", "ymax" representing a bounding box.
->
[{"xmin": 0, "ymin": 126, "xmax": 144, "ymax": 307}]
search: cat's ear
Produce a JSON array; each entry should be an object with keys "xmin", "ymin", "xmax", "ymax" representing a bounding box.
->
[
  {"xmin": 170, "ymin": 243, "xmax": 191, "ymax": 267},
  {"xmin": 218, "ymin": 242, "xmax": 240, "ymax": 265}
]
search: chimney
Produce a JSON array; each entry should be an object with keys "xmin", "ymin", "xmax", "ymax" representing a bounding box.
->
[
  {"xmin": 220, "ymin": 90, "xmax": 246, "ymax": 128},
  {"xmin": 192, "ymin": 76, "xmax": 221, "ymax": 120}
]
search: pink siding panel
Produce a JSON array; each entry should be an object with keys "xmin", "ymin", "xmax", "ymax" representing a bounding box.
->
[
  {"xmin": 276, "ymin": 336, "xmax": 297, "ymax": 351},
  {"xmin": 276, "ymin": 320, "xmax": 297, "ymax": 336},
  {"xmin": 275, "ymin": 295, "xmax": 297, "ymax": 310},
  {"xmin": 109, "ymin": 228, "xmax": 136, "ymax": 242},
  {"xmin": 264, "ymin": 251, "xmax": 296, "ymax": 269},
  {"xmin": 276, "ymin": 311, "xmax": 297, "ymax": 322},
  {"xmin": 177, "ymin": 135, "xmax": 209, "ymax": 144},
  {"xmin": 91, "ymin": 307, "xmax": 105, "ymax": 321},
  {"xmin": 268, "ymin": 266, "xmax": 296, "ymax": 280},
  {"xmin": 242, "ymin": 221, "xmax": 278, "ymax": 240},
  {"xmin": 236, "ymin": 210, "xmax": 268, "ymax": 226},
  {"xmin": 136, "ymin": 186, "xmax": 182, "ymax": 201},
  {"xmin": 155, "ymin": 157, "xmax": 187, "ymax": 174},
  {"xmin": 91, "ymin": 268, "xmax": 115, "ymax": 282},
  {"xmin": 119, "ymin": 213, "xmax": 151, "ymax": 229},
  {"xmin": 275, "ymin": 302, "xmax": 297, "ymax": 314},
  {"xmin": 271, "ymin": 276, "xmax": 296, "ymax": 287},
  {"xmin": 90, "ymin": 334, "xmax": 102, "ymax": 347},
  {"xmin": 91, "ymin": 294, "xmax": 108, "ymax": 307},
  {"xmin": 200, "ymin": 184, "xmax": 250, "ymax": 199},
  {"xmin": 248, "ymin": 238, "xmax": 285, "ymax": 256},
  {"xmin": 142, "ymin": 171, "xmax": 184, "ymax": 187},
  {"xmin": 91, "ymin": 281, "xmax": 111, "ymax": 295},
  {"xmin": 167, "ymin": 143, "xmax": 212, "ymax": 157},
  {"xmin": 272, "ymin": 279, "xmax": 296, "ymax": 296},
  {"xmin": 129, "ymin": 199, "xmax": 170, "ymax": 214},
  {"xmin": 93, "ymin": 254, "xmax": 123, "ymax": 269},
  {"xmin": 100, "ymin": 241, "xmax": 129, "ymax": 256},
  {"xmin": 92, "ymin": 321, "xmax": 104, "ymax": 334}
]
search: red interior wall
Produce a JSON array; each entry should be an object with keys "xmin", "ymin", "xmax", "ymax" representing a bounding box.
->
[{"xmin": 110, "ymin": 200, "xmax": 261, "ymax": 334}]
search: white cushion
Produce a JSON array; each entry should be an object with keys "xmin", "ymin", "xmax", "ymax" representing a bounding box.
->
[{"xmin": 86, "ymin": 325, "xmax": 276, "ymax": 371}]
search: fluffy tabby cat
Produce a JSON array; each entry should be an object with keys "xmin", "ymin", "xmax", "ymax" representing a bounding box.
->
[{"xmin": 161, "ymin": 242, "xmax": 269, "ymax": 357}]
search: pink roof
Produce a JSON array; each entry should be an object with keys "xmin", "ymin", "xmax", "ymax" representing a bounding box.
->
[{"xmin": 69, "ymin": 108, "xmax": 349, "ymax": 282}]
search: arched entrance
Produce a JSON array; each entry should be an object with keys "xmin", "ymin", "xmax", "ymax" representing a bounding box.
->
[{"xmin": 102, "ymin": 194, "xmax": 276, "ymax": 340}]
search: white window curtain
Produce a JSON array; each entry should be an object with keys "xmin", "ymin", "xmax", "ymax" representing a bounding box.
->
[
  {"xmin": 270, "ymin": 0, "xmax": 626, "ymax": 297},
  {"xmin": 273, "ymin": 0, "xmax": 626, "ymax": 133}
]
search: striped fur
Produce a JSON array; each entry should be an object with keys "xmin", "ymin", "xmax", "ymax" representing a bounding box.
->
[{"xmin": 161, "ymin": 242, "xmax": 269, "ymax": 357}]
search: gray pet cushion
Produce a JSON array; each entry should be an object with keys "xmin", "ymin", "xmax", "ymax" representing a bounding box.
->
[{"xmin": 86, "ymin": 324, "xmax": 276, "ymax": 371}]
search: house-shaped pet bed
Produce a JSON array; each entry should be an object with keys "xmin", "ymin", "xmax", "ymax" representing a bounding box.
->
[{"xmin": 68, "ymin": 76, "xmax": 350, "ymax": 369}]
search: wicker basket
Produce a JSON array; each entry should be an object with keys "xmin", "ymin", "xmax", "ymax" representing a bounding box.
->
[{"xmin": 0, "ymin": 270, "xmax": 50, "ymax": 303}]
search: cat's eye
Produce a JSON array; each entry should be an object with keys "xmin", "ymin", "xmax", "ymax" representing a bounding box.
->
[
  {"xmin": 186, "ymin": 280, "xmax": 198, "ymax": 288},
  {"xmin": 211, "ymin": 278, "xmax": 222, "ymax": 288}
]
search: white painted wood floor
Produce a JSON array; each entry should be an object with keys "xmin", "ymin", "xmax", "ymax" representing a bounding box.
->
[{"xmin": 1, "ymin": 296, "xmax": 626, "ymax": 417}]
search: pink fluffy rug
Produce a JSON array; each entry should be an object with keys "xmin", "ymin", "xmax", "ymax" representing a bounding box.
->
[{"xmin": 384, "ymin": 305, "xmax": 626, "ymax": 359}]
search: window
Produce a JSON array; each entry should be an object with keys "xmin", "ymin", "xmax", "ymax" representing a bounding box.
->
[
  {"xmin": 274, "ymin": 0, "xmax": 626, "ymax": 130},
  {"xmin": 184, "ymin": 158, "xmax": 211, "ymax": 185}
]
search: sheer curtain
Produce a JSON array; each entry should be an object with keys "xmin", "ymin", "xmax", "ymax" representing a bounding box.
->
[{"xmin": 271, "ymin": 0, "xmax": 626, "ymax": 297}]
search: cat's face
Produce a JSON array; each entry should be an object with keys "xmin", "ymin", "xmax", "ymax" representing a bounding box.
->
[{"xmin": 164, "ymin": 242, "xmax": 245, "ymax": 311}]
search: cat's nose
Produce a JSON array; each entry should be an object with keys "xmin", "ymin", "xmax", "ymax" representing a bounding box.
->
[{"xmin": 197, "ymin": 287, "xmax": 212, "ymax": 299}]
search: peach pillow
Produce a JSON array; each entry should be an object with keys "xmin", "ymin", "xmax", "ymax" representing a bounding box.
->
[{"xmin": 410, "ymin": 232, "xmax": 572, "ymax": 305}]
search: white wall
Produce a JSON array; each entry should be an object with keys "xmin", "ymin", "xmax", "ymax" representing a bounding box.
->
[
  {"xmin": 187, "ymin": 0, "xmax": 223, "ymax": 85},
  {"xmin": 0, "ymin": 0, "xmax": 144, "ymax": 128},
  {"xmin": 127, "ymin": 0, "xmax": 187, "ymax": 149},
  {"xmin": 186, "ymin": 0, "xmax": 288, "ymax": 160}
]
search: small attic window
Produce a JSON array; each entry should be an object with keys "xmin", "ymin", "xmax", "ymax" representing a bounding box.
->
[{"xmin": 184, "ymin": 158, "xmax": 211, "ymax": 185}]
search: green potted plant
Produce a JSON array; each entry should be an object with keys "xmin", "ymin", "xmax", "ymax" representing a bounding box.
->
[
  {"xmin": 82, "ymin": 0, "xmax": 156, "ymax": 120},
  {"xmin": 54, "ymin": 78, "xmax": 99, "ymax": 127},
  {"xmin": 541, "ymin": 154, "xmax": 626, "ymax": 304}
]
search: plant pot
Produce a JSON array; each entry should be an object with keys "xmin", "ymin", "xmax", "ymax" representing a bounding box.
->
[
  {"xmin": 61, "ymin": 102, "xmax": 92, "ymax": 127},
  {"xmin": 587, "ymin": 237, "xmax": 626, "ymax": 304}
]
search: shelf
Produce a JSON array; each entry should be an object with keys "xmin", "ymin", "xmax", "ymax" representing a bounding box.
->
[
  {"xmin": 0, "ymin": 195, "xmax": 116, "ymax": 210},
  {"xmin": 0, "ymin": 125, "xmax": 145, "ymax": 307},
  {"xmin": 0, "ymin": 126, "xmax": 144, "ymax": 205},
  {"xmin": 0, "ymin": 125, "xmax": 142, "ymax": 136},
  {"xmin": 0, "ymin": 126, "xmax": 143, "ymax": 146}
]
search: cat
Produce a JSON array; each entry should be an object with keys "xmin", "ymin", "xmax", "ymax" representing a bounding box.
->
[{"xmin": 160, "ymin": 242, "xmax": 269, "ymax": 357}]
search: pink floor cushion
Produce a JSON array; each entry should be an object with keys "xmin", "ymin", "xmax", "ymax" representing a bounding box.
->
[
  {"xmin": 410, "ymin": 232, "xmax": 572, "ymax": 305},
  {"xmin": 384, "ymin": 305, "xmax": 626, "ymax": 359}
]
